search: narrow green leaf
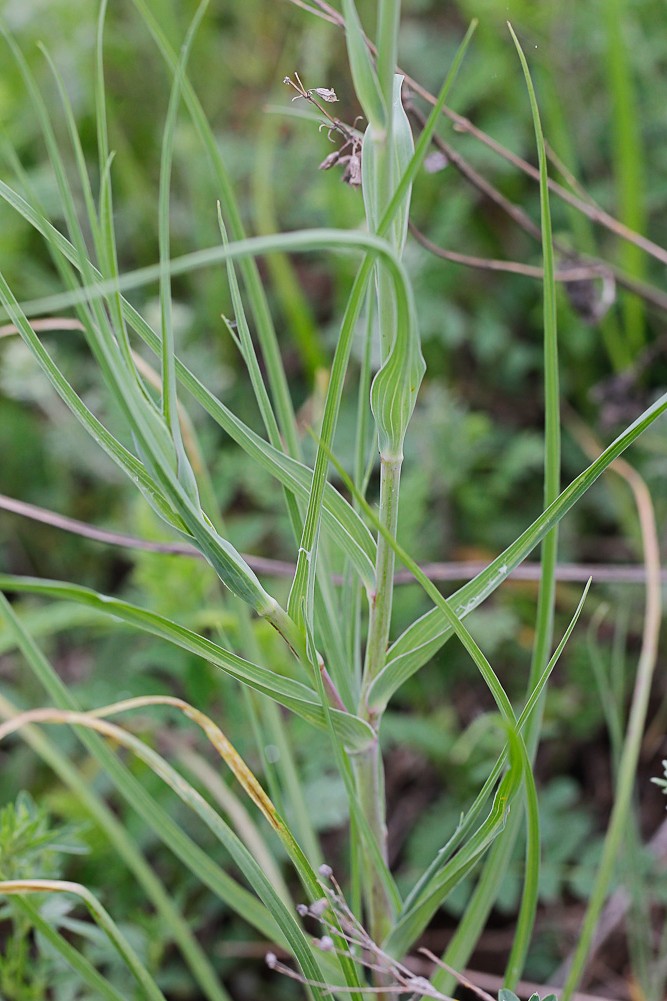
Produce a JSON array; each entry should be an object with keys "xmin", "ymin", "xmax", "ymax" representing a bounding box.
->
[
  {"xmin": 0, "ymin": 175, "xmax": 377, "ymax": 583},
  {"xmin": 341, "ymin": 0, "xmax": 385, "ymax": 130},
  {"xmin": 385, "ymin": 735, "xmax": 521, "ymax": 958},
  {"xmin": 0, "ymin": 594, "xmax": 282, "ymax": 947},
  {"xmin": 1, "ymin": 728, "xmax": 328, "ymax": 1001},
  {"xmin": 0, "ymin": 576, "xmax": 374, "ymax": 751},
  {"xmin": 0, "ymin": 271, "xmax": 187, "ymax": 534},
  {"xmin": 0, "ymin": 176, "xmax": 407, "ymax": 587},
  {"xmin": 0, "ymin": 29, "xmax": 288, "ymax": 619},
  {"xmin": 423, "ymin": 587, "xmax": 591, "ymax": 996},
  {"xmin": 362, "ymin": 74, "xmax": 414, "ymax": 253},
  {"xmin": 304, "ymin": 620, "xmax": 402, "ymax": 922},
  {"xmin": 157, "ymin": 1, "xmax": 210, "ymax": 504},
  {"xmin": 127, "ymin": 0, "xmax": 302, "ymax": 460},
  {"xmin": 374, "ymin": 20, "xmax": 477, "ymax": 243},
  {"xmin": 0, "ymin": 880, "xmax": 167, "ymax": 1001},
  {"xmin": 0, "ymin": 692, "xmax": 230, "ymax": 1001},
  {"xmin": 10, "ymin": 897, "xmax": 126, "ymax": 1001},
  {"xmin": 502, "ymin": 24, "xmax": 559, "ymax": 988},
  {"xmin": 373, "ymin": 389, "xmax": 667, "ymax": 709},
  {"xmin": 218, "ymin": 210, "xmax": 282, "ymax": 447}
]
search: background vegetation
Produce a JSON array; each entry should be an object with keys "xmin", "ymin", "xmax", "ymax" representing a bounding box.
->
[{"xmin": 0, "ymin": 1, "xmax": 666, "ymax": 999}]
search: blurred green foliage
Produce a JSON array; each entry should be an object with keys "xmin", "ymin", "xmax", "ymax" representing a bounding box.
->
[{"xmin": 1, "ymin": 0, "xmax": 666, "ymax": 996}]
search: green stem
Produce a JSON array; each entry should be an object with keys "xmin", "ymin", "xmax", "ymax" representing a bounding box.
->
[
  {"xmin": 352, "ymin": 737, "xmax": 393, "ymax": 945},
  {"xmin": 356, "ymin": 455, "xmax": 402, "ymax": 957},
  {"xmin": 361, "ymin": 456, "xmax": 402, "ymax": 709}
]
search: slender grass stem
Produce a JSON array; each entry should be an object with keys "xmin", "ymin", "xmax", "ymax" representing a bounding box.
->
[
  {"xmin": 351, "ymin": 737, "xmax": 393, "ymax": 944},
  {"xmin": 354, "ymin": 477, "xmax": 399, "ymax": 938},
  {"xmin": 361, "ymin": 456, "xmax": 402, "ymax": 712}
]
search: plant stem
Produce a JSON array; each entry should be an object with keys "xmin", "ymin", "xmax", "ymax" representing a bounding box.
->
[
  {"xmin": 356, "ymin": 454, "xmax": 402, "ymax": 959},
  {"xmin": 361, "ymin": 455, "xmax": 402, "ymax": 709},
  {"xmin": 352, "ymin": 736, "xmax": 393, "ymax": 945}
]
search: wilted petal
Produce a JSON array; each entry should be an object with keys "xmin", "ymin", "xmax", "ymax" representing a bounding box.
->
[
  {"xmin": 342, "ymin": 153, "xmax": 362, "ymax": 187},
  {"xmin": 310, "ymin": 87, "xmax": 338, "ymax": 103},
  {"xmin": 319, "ymin": 150, "xmax": 341, "ymax": 170}
]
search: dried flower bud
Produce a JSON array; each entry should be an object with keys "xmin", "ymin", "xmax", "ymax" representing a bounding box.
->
[
  {"xmin": 319, "ymin": 150, "xmax": 341, "ymax": 171},
  {"xmin": 296, "ymin": 903, "xmax": 309, "ymax": 917},
  {"xmin": 265, "ymin": 952, "xmax": 278, "ymax": 969},
  {"xmin": 342, "ymin": 153, "xmax": 362, "ymax": 187},
  {"xmin": 309, "ymin": 897, "xmax": 329, "ymax": 918},
  {"xmin": 318, "ymin": 864, "xmax": 333, "ymax": 879},
  {"xmin": 310, "ymin": 87, "xmax": 338, "ymax": 103},
  {"xmin": 318, "ymin": 936, "xmax": 334, "ymax": 951}
]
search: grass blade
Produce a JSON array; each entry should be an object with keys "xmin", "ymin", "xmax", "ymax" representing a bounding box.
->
[
  {"xmin": 341, "ymin": 0, "xmax": 385, "ymax": 130},
  {"xmin": 0, "ymin": 879, "xmax": 168, "ymax": 1001},
  {"xmin": 10, "ymin": 896, "xmax": 129, "ymax": 1001},
  {"xmin": 0, "ymin": 691, "xmax": 231, "ymax": 1001},
  {"xmin": 373, "ymin": 388, "xmax": 667, "ymax": 709},
  {"xmin": 0, "ymin": 575, "xmax": 374, "ymax": 750}
]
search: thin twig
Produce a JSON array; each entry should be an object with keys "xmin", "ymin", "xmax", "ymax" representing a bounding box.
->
[
  {"xmin": 408, "ymin": 221, "xmax": 608, "ymax": 282},
  {"xmin": 290, "ymin": 0, "xmax": 667, "ymax": 274},
  {"xmin": 0, "ymin": 318, "xmax": 85, "ymax": 336},
  {"xmin": 1, "ymin": 492, "xmax": 663, "ymax": 586},
  {"xmin": 404, "ymin": 102, "xmax": 667, "ymax": 316},
  {"xmin": 404, "ymin": 99, "xmax": 543, "ymax": 244}
]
